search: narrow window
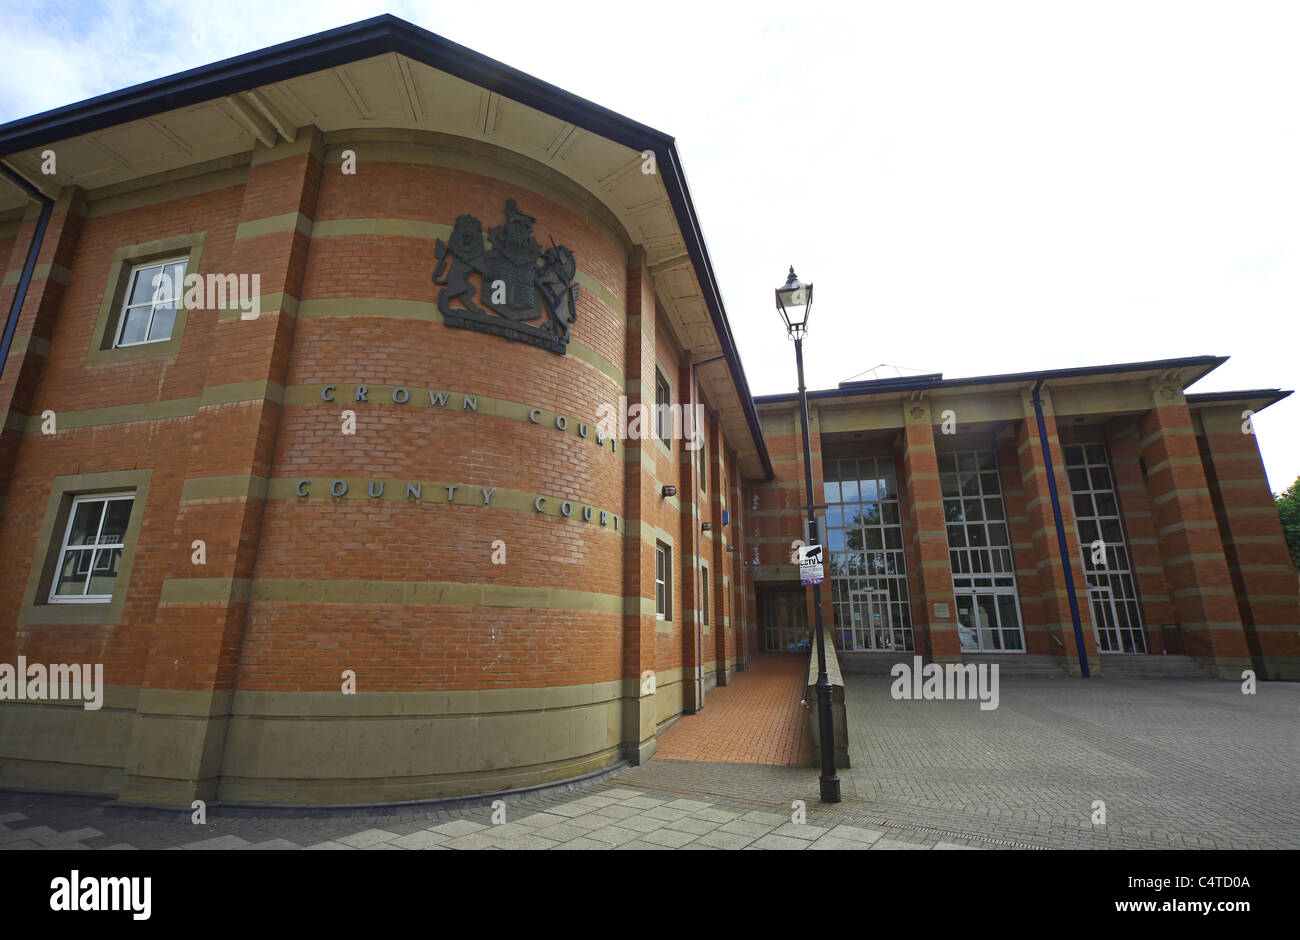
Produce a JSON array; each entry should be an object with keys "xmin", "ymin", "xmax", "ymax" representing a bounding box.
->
[
  {"xmin": 698, "ymin": 433, "xmax": 706, "ymax": 492},
  {"xmin": 655, "ymin": 370, "xmax": 671, "ymax": 448},
  {"xmin": 655, "ymin": 542, "xmax": 672, "ymax": 621}
]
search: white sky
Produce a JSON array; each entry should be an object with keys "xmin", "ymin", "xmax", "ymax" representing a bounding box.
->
[{"xmin": 3, "ymin": 0, "xmax": 1296, "ymax": 490}]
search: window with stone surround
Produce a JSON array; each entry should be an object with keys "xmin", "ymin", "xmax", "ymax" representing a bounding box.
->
[
  {"xmin": 656, "ymin": 541, "xmax": 672, "ymax": 621},
  {"xmin": 49, "ymin": 494, "xmax": 135, "ymax": 603}
]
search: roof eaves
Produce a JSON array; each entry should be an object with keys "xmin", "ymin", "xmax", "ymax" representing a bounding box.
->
[
  {"xmin": 0, "ymin": 13, "xmax": 774, "ymax": 477},
  {"xmin": 754, "ymin": 355, "xmax": 1230, "ymax": 406}
]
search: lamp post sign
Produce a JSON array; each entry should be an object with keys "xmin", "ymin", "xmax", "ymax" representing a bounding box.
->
[{"xmin": 798, "ymin": 544, "xmax": 825, "ymax": 586}]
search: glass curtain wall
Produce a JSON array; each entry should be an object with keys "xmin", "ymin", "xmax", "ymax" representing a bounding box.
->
[
  {"xmin": 824, "ymin": 456, "xmax": 914, "ymax": 651},
  {"xmin": 1064, "ymin": 443, "xmax": 1147, "ymax": 653},
  {"xmin": 939, "ymin": 451, "xmax": 1026, "ymax": 652}
]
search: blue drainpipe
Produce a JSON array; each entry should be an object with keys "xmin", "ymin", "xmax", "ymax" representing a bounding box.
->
[
  {"xmin": 1031, "ymin": 378, "xmax": 1090, "ymax": 677},
  {"xmin": 0, "ymin": 164, "xmax": 54, "ymax": 388}
]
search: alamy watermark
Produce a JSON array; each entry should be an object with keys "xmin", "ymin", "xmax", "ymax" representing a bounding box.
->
[
  {"xmin": 0, "ymin": 657, "xmax": 103, "ymax": 710},
  {"xmin": 148, "ymin": 269, "xmax": 263, "ymax": 319},
  {"xmin": 890, "ymin": 656, "xmax": 999, "ymax": 710},
  {"xmin": 595, "ymin": 396, "xmax": 704, "ymax": 450}
]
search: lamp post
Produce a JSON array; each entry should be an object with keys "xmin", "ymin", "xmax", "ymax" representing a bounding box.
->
[{"xmin": 776, "ymin": 266, "xmax": 841, "ymax": 803}]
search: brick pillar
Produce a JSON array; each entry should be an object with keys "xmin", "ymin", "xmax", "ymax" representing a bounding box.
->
[
  {"xmin": 1135, "ymin": 381, "xmax": 1250, "ymax": 678},
  {"xmin": 117, "ymin": 131, "xmax": 323, "ymax": 806},
  {"xmin": 728, "ymin": 451, "xmax": 747, "ymax": 671},
  {"xmin": 0, "ymin": 188, "xmax": 85, "ymax": 504},
  {"xmin": 996, "ymin": 430, "xmax": 1051, "ymax": 653},
  {"xmin": 1107, "ymin": 421, "xmax": 1177, "ymax": 653},
  {"xmin": 618, "ymin": 250, "xmax": 658, "ymax": 763},
  {"xmin": 1196, "ymin": 405, "xmax": 1300, "ymax": 680},
  {"xmin": 1016, "ymin": 389, "xmax": 1098, "ymax": 676},
  {"xmin": 677, "ymin": 357, "xmax": 703, "ymax": 711},
  {"xmin": 710, "ymin": 420, "xmax": 732, "ymax": 685},
  {"xmin": 899, "ymin": 401, "xmax": 960, "ymax": 662}
]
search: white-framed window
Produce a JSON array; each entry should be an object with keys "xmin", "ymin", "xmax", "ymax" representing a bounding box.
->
[
  {"xmin": 115, "ymin": 257, "xmax": 187, "ymax": 347},
  {"xmin": 939, "ymin": 450, "xmax": 1025, "ymax": 652},
  {"xmin": 655, "ymin": 370, "xmax": 671, "ymax": 448},
  {"xmin": 701, "ymin": 566, "xmax": 710, "ymax": 627},
  {"xmin": 655, "ymin": 541, "xmax": 672, "ymax": 620},
  {"xmin": 1064, "ymin": 442, "xmax": 1147, "ymax": 653},
  {"xmin": 826, "ymin": 456, "xmax": 914, "ymax": 651},
  {"xmin": 49, "ymin": 494, "xmax": 135, "ymax": 603},
  {"xmin": 698, "ymin": 434, "xmax": 706, "ymax": 492}
]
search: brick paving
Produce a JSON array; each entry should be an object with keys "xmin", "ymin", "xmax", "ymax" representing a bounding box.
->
[
  {"xmin": 0, "ymin": 672, "xmax": 1294, "ymax": 850},
  {"xmin": 652, "ymin": 654, "xmax": 811, "ymax": 765},
  {"xmin": 619, "ymin": 673, "xmax": 1300, "ymax": 849}
]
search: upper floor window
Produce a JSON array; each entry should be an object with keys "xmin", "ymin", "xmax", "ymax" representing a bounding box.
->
[
  {"xmin": 115, "ymin": 258, "xmax": 187, "ymax": 347},
  {"xmin": 656, "ymin": 541, "xmax": 672, "ymax": 620},
  {"xmin": 49, "ymin": 494, "xmax": 135, "ymax": 603},
  {"xmin": 655, "ymin": 370, "xmax": 671, "ymax": 448}
]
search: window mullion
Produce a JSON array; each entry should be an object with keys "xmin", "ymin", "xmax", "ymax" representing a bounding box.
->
[{"xmin": 78, "ymin": 500, "xmax": 106, "ymax": 596}]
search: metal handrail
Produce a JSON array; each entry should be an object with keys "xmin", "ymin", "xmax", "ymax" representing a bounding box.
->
[
  {"xmin": 1160, "ymin": 622, "xmax": 1211, "ymax": 650},
  {"xmin": 1047, "ymin": 630, "xmax": 1065, "ymax": 650}
]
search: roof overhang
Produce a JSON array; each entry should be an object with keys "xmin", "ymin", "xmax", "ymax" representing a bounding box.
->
[
  {"xmin": 755, "ymin": 355, "xmax": 1232, "ymax": 411},
  {"xmin": 1186, "ymin": 388, "xmax": 1293, "ymax": 414},
  {"xmin": 0, "ymin": 14, "xmax": 773, "ymax": 478}
]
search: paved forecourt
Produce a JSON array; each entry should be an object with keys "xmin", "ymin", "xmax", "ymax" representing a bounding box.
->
[
  {"xmin": 1, "ymin": 673, "xmax": 1295, "ymax": 850},
  {"xmin": 620, "ymin": 672, "xmax": 1300, "ymax": 849}
]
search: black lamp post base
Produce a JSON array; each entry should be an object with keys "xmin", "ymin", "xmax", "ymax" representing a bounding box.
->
[{"xmin": 819, "ymin": 775, "xmax": 841, "ymax": 803}]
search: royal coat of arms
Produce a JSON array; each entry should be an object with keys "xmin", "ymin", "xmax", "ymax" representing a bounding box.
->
[{"xmin": 433, "ymin": 198, "xmax": 580, "ymax": 353}]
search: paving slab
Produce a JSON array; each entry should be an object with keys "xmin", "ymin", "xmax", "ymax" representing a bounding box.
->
[
  {"xmin": 428, "ymin": 820, "xmax": 489, "ymax": 837},
  {"xmin": 181, "ymin": 835, "xmax": 253, "ymax": 850},
  {"xmin": 770, "ymin": 823, "xmax": 828, "ymax": 841},
  {"xmin": 335, "ymin": 829, "xmax": 401, "ymax": 849},
  {"xmin": 552, "ymin": 837, "xmax": 616, "ymax": 850},
  {"xmin": 694, "ymin": 829, "xmax": 758, "ymax": 849},
  {"xmin": 388, "ymin": 830, "xmax": 451, "ymax": 850},
  {"xmin": 749, "ymin": 833, "xmax": 811, "ymax": 850},
  {"xmin": 585, "ymin": 825, "xmax": 642, "ymax": 847},
  {"xmin": 639, "ymin": 828, "xmax": 698, "ymax": 848},
  {"xmin": 807, "ymin": 835, "xmax": 875, "ymax": 850},
  {"xmin": 33, "ymin": 827, "xmax": 103, "ymax": 846}
]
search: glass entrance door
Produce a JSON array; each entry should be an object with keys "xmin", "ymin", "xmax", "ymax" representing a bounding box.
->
[
  {"xmin": 954, "ymin": 591, "xmax": 1024, "ymax": 652},
  {"xmin": 761, "ymin": 589, "xmax": 810, "ymax": 652},
  {"xmin": 847, "ymin": 589, "xmax": 893, "ymax": 651},
  {"xmin": 1089, "ymin": 584, "xmax": 1145, "ymax": 652}
]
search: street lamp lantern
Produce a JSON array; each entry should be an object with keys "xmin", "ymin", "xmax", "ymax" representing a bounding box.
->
[
  {"xmin": 775, "ymin": 266, "xmax": 813, "ymax": 337},
  {"xmin": 777, "ymin": 265, "xmax": 840, "ymax": 804}
]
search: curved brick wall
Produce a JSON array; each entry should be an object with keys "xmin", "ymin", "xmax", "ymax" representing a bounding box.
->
[{"xmin": 218, "ymin": 133, "xmax": 637, "ymax": 802}]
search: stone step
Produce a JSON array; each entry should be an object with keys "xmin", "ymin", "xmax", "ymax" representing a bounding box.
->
[
  {"xmin": 959, "ymin": 654, "xmax": 1070, "ymax": 677},
  {"xmin": 837, "ymin": 651, "xmax": 1217, "ymax": 679},
  {"xmin": 1096, "ymin": 653, "xmax": 1214, "ymax": 678},
  {"xmin": 837, "ymin": 652, "xmax": 913, "ymax": 676},
  {"xmin": 838, "ymin": 652, "xmax": 1070, "ymax": 677}
]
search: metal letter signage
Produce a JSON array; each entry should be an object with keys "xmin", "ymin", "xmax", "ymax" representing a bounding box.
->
[{"xmin": 433, "ymin": 198, "xmax": 580, "ymax": 354}]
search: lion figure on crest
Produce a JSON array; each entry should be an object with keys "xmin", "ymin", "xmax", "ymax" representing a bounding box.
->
[{"xmin": 433, "ymin": 214, "xmax": 486, "ymax": 313}]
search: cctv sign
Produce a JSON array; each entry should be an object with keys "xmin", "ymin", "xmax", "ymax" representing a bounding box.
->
[{"xmin": 798, "ymin": 544, "xmax": 824, "ymax": 586}]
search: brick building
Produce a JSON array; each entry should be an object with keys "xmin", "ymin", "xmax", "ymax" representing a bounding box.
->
[
  {"xmin": 0, "ymin": 17, "xmax": 1294, "ymax": 808},
  {"xmin": 748, "ymin": 363, "xmax": 1297, "ymax": 685}
]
